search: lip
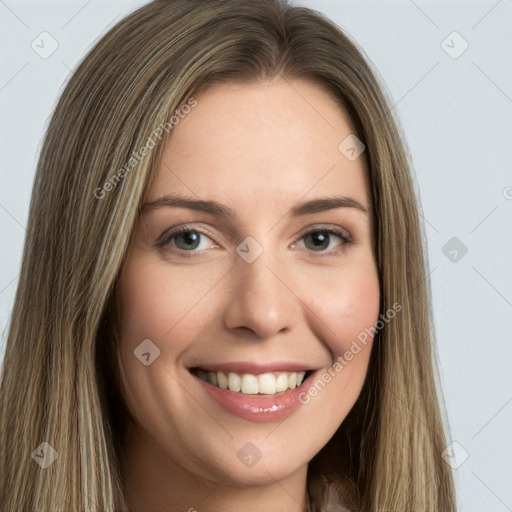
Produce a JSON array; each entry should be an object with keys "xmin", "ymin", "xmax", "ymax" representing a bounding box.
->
[
  {"xmin": 189, "ymin": 366, "xmax": 320, "ymax": 423},
  {"xmin": 189, "ymin": 361, "xmax": 315, "ymax": 374}
]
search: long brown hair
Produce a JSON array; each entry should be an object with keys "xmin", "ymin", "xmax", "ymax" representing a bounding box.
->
[{"xmin": 0, "ymin": 1, "xmax": 456, "ymax": 510}]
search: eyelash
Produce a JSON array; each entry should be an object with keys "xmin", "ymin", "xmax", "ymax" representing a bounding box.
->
[{"xmin": 156, "ymin": 224, "xmax": 353, "ymax": 258}]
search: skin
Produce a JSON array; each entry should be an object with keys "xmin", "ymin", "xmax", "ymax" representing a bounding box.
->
[{"xmin": 117, "ymin": 79, "xmax": 380, "ymax": 512}]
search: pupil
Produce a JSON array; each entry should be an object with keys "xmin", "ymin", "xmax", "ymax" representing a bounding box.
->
[
  {"xmin": 178, "ymin": 231, "xmax": 200, "ymax": 249},
  {"xmin": 307, "ymin": 232, "xmax": 329, "ymax": 250}
]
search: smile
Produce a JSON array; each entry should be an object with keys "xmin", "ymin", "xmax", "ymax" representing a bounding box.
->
[
  {"xmin": 191, "ymin": 368, "xmax": 311, "ymax": 395},
  {"xmin": 188, "ymin": 362, "xmax": 319, "ymax": 422}
]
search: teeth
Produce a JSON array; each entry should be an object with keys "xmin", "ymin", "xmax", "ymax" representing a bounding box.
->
[
  {"xmin": 217, "ymin": 371, "xmax": 228, "ymax": 389},
  {"xmin": 196, "ymin": 369, "xmax": 309, "ymax": 395},
  {"xmin": 228, "ymin": 372, "xmax": 241, "ymax": 392},
  {"xmin": 241, "ymin": 374, "xmax": 259, "ymax": 394},
  {"xmin": 258, "ymin": 373, "xmax": 276, "ymax": 394},
  {"xmin": 276, "ymin": 373, "xmax": 289, "ymax": 392}
]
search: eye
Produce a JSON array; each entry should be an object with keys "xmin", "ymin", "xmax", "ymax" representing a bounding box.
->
[
  {"xmin": 157, "ymin": 226, "xmax": 217, "ymax": 253},
  {"xmin": 294, "ymin": 226, "xmax": 352, "ymax": 254},
  {"xmin": 156, "ymin": 224, "xmax": 353, "ymax": 257}
]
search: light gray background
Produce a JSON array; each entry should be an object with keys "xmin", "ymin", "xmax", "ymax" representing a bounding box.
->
[{"xmin": 1, "ymin": 1, "xmax": 511, "ymax": 510}]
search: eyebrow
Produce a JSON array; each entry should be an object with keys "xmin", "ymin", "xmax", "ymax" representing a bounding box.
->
[{"xmin": 142, "ymin": 194, "xmax": 369, "ymax": 217}]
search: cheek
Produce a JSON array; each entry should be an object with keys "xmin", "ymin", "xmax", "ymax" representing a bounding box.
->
[
  {"xmin": 117, "ymin": 256, "xmax": 224, "ymax": 358},
  {"xmin": 299, "ymin": 256, "xmax": 380, "ymax": 409},
  {"xmin": 115, "ymin": 255, "xmax": 226, "ymax": 432},
  {"xmin": 307, "ymin": 256, "xmax": 380, "ymax": 353},
  {"xmin": 334, "ymin": 264, "xmax": 380, "ymax": 344}
]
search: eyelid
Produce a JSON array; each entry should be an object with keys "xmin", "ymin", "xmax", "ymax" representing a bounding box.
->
[
  {"xmin": 296, "ymin": 223, "xmax": 353, "ymax": 244},
  {"xmin": 155, "ymin": 223, "xmax": 218, "ymax": 248},
  {"xmin": 156, "ymin": 222, "xmax": 353, "ymax": 255}
]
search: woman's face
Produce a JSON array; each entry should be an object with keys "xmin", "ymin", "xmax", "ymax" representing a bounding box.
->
[{"xmin": 117, "ymin": 79, "xmax": 380, "ymax": 495}]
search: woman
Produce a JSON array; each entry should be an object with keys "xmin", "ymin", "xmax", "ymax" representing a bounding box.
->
[{"xmin": 0, "ymin": 0, "xmax": 456, "ymax": 510}]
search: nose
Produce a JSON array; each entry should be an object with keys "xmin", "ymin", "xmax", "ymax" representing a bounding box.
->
[{"xmin": 222, "ymin": 244, "xmax": 301, "ymax": 339}]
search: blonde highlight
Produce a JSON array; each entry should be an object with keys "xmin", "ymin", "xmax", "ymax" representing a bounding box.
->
[{"xmin": 0, "ymin": 1, "xmax": 456, "ymax": 510}]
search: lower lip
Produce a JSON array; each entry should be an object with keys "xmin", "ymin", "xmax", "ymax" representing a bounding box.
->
[{"xmin": 192, "ymin": 371, "xmax": 318, "ymax": 423}]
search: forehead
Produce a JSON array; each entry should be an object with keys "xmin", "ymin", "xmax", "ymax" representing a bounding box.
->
[{"xmin": 148, "ymin": 80, "xmax": 369, "ymax": 211}]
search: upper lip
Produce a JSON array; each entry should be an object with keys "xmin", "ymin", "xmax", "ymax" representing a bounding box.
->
[{"xmin": 189, "ymin": 361, "xmax": 318, "ymax": 374}]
